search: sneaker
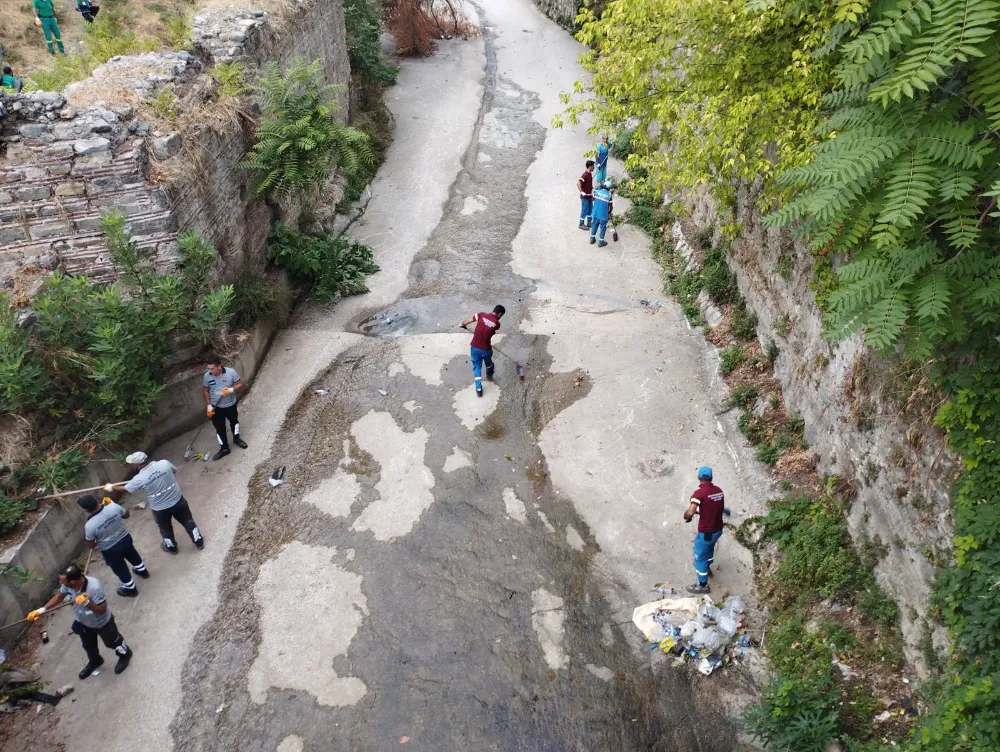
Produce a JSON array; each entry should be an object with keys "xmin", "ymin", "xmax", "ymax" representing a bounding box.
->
[
  {"xmin": 589, "ymin": 237, "xmax": 596, "ymax": 245},
  {"xmin": 133, "ymin": 567, "xmax": 150, "ymax": 579},
  {"xmin": 686, "ymin": 583, "xmax": 711, "ymax": 595},
  {"xmin": 475, "ymin": 384, "xmax": 483, "ymax": 398},
  {"xmin": 116, "ymin": 585, "xmax": 138, "ymax": 598},
  {"xmin": 598, "ymin": 241, "xmax": 608, "ymax": 248},
  {"xmin": 194, "ymin": 536, "xmax": 205, "ymax": 550},
  {"xmin": 113, "ymin": 648, "xmax": 133, "ymax": 675},
  {"xmin": 212, "ymin": 447, "xmax": 231, "ymax": 461},
  {"xmin": 578, "ymin": 223, "xmax": 589, "ymax": 231},
  {"xmin": 233, "ymin": 436, "xmax": 248, "ymax": 449},
  {"xmin": 79, "ymin": 656, "xmax": 104, "ymax": 680},
  {"xmin": 160, "ymin": 542, "xmax": 179, "ymax": 555}
]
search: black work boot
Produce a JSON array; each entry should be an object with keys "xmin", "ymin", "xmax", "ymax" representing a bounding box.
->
[
  {"xmin": 212, "ymin": 446, "xmax": 231, "ymax": 461},
  {"xmin": 686, "ymin": 582, "xmax": 711, "ymax": 595},
  {"xmin": 160, "ymin": 541, "xmax": 178, "ymax": 555},
  {"xmin": 475, "ymin": 383, "xmax": 483, "ymax": 398},
  {"xmin": 233, "ymin": 435, "xmax": 248, "ymax": 449},
  {"xmin": 79, "ymin": 656, "xmax": 104, "ymax": 680},
  {"xmin": 133, "ymin": 566, "xmax": 150, "ymax": 579},
  {"xmin": 191, "ymin": 527, "xmax": 205, "ymax": 550},
  {"xmin": 113, "ymin": 646, "xmax": 132, "ymax": 675},
  {"xmin": 485, "ymin": 370, "xmax": 494, "ymax": 382},
  {"xmin": 116, "ymin": 585, "xmax": 138, "ymax": 597}
]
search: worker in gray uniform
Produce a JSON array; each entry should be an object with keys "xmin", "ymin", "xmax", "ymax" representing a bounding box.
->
[
  {"xmin": 27, "ymin": 565, "xmax": 133, "ymax": 679},
  {"xmin": 105, "ymin": 451, "xmax": 204, "ymax": 554},
  {"xmin": 203, "ymin": 353, "xmax": 247, "ymax": 461},
  {"xmin": 79, "ymin": 494, "xmax": 148, "ymax": 597}
]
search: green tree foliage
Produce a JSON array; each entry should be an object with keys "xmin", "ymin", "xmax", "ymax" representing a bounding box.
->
[
  {"xmin": 0, "ymin": 212, "xmax": 232, "ymax": 443},
  {"xmin": 558, "ymin": 0, "xmax": 841, "ymax": 197},
  {"xmin": 241, "ymin": 59, "xmax": 375, "ymax": 200},
  {"xmin": 767, "ymin": 1, "xmax": 1000, "ymax": 353}
]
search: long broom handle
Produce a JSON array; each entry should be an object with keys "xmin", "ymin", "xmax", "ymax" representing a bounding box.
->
[
  {"xmin": 37, "ymin": 482, "xmax": 129, "ymax": 501},
  {"xmin": 0, "ymin": 548, "xmax": 96, "ymax": 632}
]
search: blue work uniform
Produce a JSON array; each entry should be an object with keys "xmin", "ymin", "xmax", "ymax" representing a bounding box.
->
[{"xmin": 590, "ymin": 186, "xmax": 612, "ymax": 244}]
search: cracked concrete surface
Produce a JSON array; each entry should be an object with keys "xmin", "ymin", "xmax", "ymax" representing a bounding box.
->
[{"xmin": 20, "ymin": 2, "xmax": 771, "ymax": 750}]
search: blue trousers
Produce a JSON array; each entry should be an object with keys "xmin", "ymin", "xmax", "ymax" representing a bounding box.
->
[
  {"xmin": 693, "ymin": 529, "xmax": 723, "ymax": 585},
  {"xmin": 590, "ymin": 217, "xmax": 608, "ymax": 242},
  {"xmin": 595, "ymin": 163, "xmax": 608, "ymax": 183},
  {"xmin": 471, "ymin": 347, "xmax": 494, "ymax": 384},
  {"xmin": 579, "ymin": 196, "xmax": 593, "ymax": 226}
]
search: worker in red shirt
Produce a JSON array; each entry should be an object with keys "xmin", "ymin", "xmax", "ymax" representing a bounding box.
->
[
  {"xmin": 576, "ymin": 159, "xmax": 595, "ymax": 230},
  {"xmin": 460, "ymin": 305, "xmax": 506, "ymax": 397},
  {"xmin": 683, "ymin": 466, "xmax": 729, "ymax": 594}
]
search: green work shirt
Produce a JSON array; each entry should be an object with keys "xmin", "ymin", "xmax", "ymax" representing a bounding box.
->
[
  {"xmin": 0, "ymin": 75, "xmax": 15, "ymax": 88},
  {"xmin": 34, "ymin": 0, "xmax": 56, "ymax": 17}
]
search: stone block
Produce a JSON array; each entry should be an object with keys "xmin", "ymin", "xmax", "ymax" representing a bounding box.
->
[
  {"xmin": 74, "ymin": 137, "xmax": 110, "ymax": 155},
  {"xmin": 48, "ymin": 164, "xmax": 72, "ymax": 177},
  {"xmin": 88, "ymin": 176, "xmax": 123, "ymax": 194},
  {"xmin": 18, "ymin": 123, "xmax": 48, "ymax": 139},
  {"xmin": 72, "ymin": 153, "xmax": 113, "ymax": 172},
  {"xmin": 55, "ymin": 181, "xmax": 86, "ymax": 197},
  {"xmin": 30, "ymin": 221, "xmax": 72, "ymax": 240},
  {"xmin": 52, "ymin": 122, "xmax": 79, "ymax": 141},
  {"xmin": 44, "ymin": 143, "xmax": 76, "ymax": 159},
  {"xmin": 150, "ymin": 132, "xmax": 182, "ymax": 160},
  {"xmin": 22, "ymin": 167, "xmax": 48, "ymax": 181},
  {"xmin": 14, "ymin": 185, "xmax": 52, "ymax": 202},
  {"xmin": 0, "ymin": 192, "xmax": 13, "ymax": 205},
  {"xmin": 0, "ymin": 226, "xmax": 27, "ymax": 244},
  {"xmin": 74, "ymin": 216, "xmax": 104, "ymax": 233}
]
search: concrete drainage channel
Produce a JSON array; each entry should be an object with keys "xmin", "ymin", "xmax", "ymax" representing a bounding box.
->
[{"xmin": 168, "ymin": 10, "xmax": 752, "ymax": 751}]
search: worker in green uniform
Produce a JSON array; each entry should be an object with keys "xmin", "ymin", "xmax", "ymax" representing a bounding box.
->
[{"xmin": 33, "ymin": 0, "xmax": 66, "ymax": 55}]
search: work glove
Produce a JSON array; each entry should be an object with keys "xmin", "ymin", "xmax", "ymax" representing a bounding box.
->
[
  {"xmin": 684, "ymin": 515, "xmax": 692, "ymax": 523},
  {"xmin": 74, "ymin": 594, "xmax": 90, "ymax": 606},
  {"xmin": 206, "ymin": 405, "xmax": 215, "ymax": 417},
  {"xmin": 103, "ymin": 483, "xmax": 113, "ymax": 493},
  {"xmin": 26, "ymin": 608, "xmax": 46, "ymax": 621},
  {"xmin": 102, "ymin": 496, "xmax": 113, "ymax": 506},
  {"xmin": 221, "ymin": 387, "xmax": 233, "ymax": 396}
]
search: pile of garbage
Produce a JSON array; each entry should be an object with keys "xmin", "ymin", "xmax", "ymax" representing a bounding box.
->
[{"xmin": 632, "ymin": 590, "xmax": 752, "ymax": 676}]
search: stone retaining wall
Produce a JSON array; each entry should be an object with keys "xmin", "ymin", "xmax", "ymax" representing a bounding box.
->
[{"xmin": 530, "ymin": 0, "xmax": 581, "ymax": 28}]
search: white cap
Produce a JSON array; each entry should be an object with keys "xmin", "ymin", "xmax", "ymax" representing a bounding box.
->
[{"xmin": 125, "ymin": 451, "xmax": 148, "ymax": 465}]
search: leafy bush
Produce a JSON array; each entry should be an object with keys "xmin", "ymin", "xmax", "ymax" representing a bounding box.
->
[
  {"xmin": 612, "ymin": 127, "xmax": 635, "ymax": 159},
  {"xmin": 702, "ymin": 244, "xmax": 737, "ymax": 305},
  {"xmin": 858, "ymin": 586, "xmax": 900, "ymax": 631},
  {"xmin": 228, "ymin": 272, "xmax": 285, "ymax": 330},
  {"xmin": 742, "ymin": 675, "xmax": 839, "ymax": 752},
  {"xmin": 738, "ymin": 411, "xmax": 767, "ymax": 445},
  {"xmin": 1, "ymin": 212, "xmax": 232, "ymax": 443},
  {"xmin": 0, "ymin": 496, "xmax": 26, "ymax": 536},
  {"xmin": 241, "ymin": 59, "xmax": 375, "ymax": 200},
  {"xmin": 667, "ymin": 264, "xmax": 703, "ymax": 325},
  {"xmin": 719, "ymin": 345, "xmax": 746, "ymax": 375},
  {"xmin": 727, "ymin": 384, "xmax": 758, "ymax": 411},
  {"xmin": 158, "ymin": 3, "xmax": 192, "ymax": 51},
  {"xmin": 345, "ymin": 0, "xmax": 399, "ymax": 86},
  {"xmin": 267, "ymin": 223, "xmax": 379, "ymax": 299},
  {"xmin": 213, "ymin": 61, "xmax": 249, "ymax": 97},
  {"xmin": 33, "ymin": 449, "xmax": 86, "ymax": 494},
  {"xmin": 626, "ymin": 196, "xmax": 674, "ymax": 236},
  {"xmin": 731, "ymin": 302, "xmax": 758, "ymax": 341}
]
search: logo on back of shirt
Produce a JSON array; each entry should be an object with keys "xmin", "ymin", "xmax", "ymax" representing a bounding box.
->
[{"xmin": 483, "ymin": 319, "xmax": 497, "ymax": 329}]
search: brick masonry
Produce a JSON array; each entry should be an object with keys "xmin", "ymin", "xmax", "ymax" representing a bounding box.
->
[{"xmin": 0, "ymin": 0, "xmax": 350, "ymax": 287}]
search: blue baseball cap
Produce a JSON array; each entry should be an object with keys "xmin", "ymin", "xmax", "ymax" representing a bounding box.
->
[{"xmin": 697, "ymin": 466, "xmax": 713, "ymax": 481}]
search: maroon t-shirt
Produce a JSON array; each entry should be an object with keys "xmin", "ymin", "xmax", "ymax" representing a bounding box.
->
[
  {"xmin": 579, "ymin": 171, "xmax": 593, "ymax": 195},
  {"xmin": 470, "ymin": 312, "xmax": 500, "ymax": 350},
  {"xmin": 691, "ymin": 481, "xmax": 725, "ymax": 533}
]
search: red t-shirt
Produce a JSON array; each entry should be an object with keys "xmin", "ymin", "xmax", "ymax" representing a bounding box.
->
[
  {"xmin": 470, "ymin": 312, "xmax": 500, "ymax": 350},
  {"xmin": 691, "ymin": 481, "xmax": 725, "ymax": 533},
  {"xmin": 579, "ymin": 171, "xmax": 593, "ymax": 195}
]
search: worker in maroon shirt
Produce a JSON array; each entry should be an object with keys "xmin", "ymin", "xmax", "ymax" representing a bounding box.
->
[
  {"xmin": 576, "ymin": 160, "xmax": 595, "ymax": 230},
  {"xmin": 683, "ymin": 466, "xmax": 729, "ymax": 594},
  {"xmin": 460, "ymin": 305, "xmax": 506, "ymax": 397}
]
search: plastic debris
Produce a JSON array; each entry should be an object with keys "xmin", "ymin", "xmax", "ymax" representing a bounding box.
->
[
  {"xmin": 135, "ymin": 502, "xmax": 147, "ymax": 510},
  {"xmin": 378, "ymin": 389, "xmax": 388, "ymax": 396},
  {"xmin": 268, "ymin": 466, "xmax": 286, "ymax": 488},
  {"xmin": 315, "ymin": 389, "xmax": 330, "ymax": 396}
]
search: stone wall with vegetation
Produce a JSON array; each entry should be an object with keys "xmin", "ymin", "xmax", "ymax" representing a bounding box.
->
[{"xmin": 530, "ymin": 0, "xmax": 581, "ymax": 28}]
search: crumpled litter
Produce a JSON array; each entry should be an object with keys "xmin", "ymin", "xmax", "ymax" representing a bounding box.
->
[{"xmin": 632, "ymin": 589, "xmax": 753, "ymax": 677}]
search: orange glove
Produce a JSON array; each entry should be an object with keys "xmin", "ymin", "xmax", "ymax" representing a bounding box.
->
[
  {"xmin": 206, "ymin": 405, "xmax": 215, "ymax": 417},
  {"xmin": 103, "ymin": 483, "xmax": 114, "ymax": 493},
  {"xmin": 26, "ymin": 608, "xmax": 46, "ymax": 621},
  {"xmin": 221, "ymin": 387, "xmax": 233, "ymax": 396},
  {"xmin": 74, "ymin": 594, "xmax": 89, "ymax": 606},
  {"xmin": 102, "ymin": 496, "xmax": 113, "ymax": 506}
]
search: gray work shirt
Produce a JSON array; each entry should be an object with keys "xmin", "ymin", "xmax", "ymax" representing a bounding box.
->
[
  {"xmin": 61, "ymin": 576, "xmax": 111, "ymax": 629},
  {"xmin": 124, "ymin": 459, "xmax": 182, "ymax": 511},
  {"xmin": 203, "ymin": 367, "xmax": 240, "ymax": 408},
  {"xmin": 84, "ymin": 503, "xmax": 129, "ymax": 551}
]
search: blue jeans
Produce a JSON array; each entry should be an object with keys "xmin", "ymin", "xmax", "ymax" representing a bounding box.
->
[
  {"xmin": 693, "ymin": 529, "xmax": 723, "ymax": 585},
  {"xmin": 471, "ymin": 347, "xmax": 494, "ymax": 385},
  {"xmin": 579, "ymin": 196, "xmax": 593, "ymax": 226},
  {"xmin": 590, "ymin": 217, "xmax": 607, "ymax": 242}
]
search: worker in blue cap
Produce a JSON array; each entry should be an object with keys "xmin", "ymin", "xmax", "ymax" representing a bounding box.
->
[{"xmin": 683, "ymin": 466, "xmax": 728, "ymax": 594}]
